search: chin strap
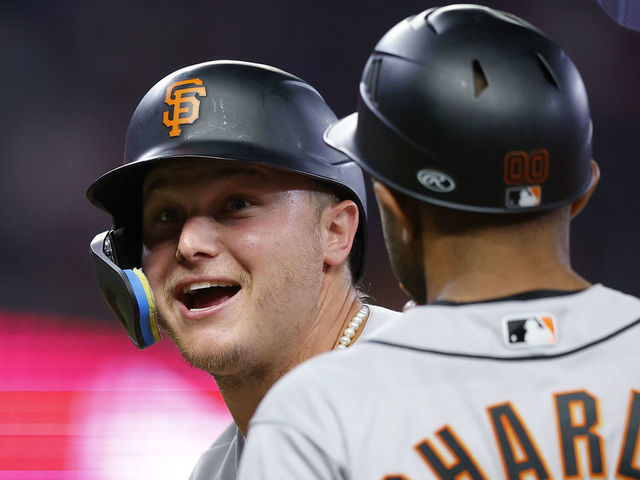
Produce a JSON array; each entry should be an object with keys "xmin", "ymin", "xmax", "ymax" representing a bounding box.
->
[{"xmin": 90, "ymin": 231, "xmax": 161, "ymax": 349}]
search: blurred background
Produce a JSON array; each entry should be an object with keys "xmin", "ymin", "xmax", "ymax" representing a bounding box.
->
[{"xmin": 0, "ymin": 0, "xmax": 638, "ymax": 478}]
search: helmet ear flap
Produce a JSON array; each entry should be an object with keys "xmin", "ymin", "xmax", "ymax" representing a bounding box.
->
[{"xmin": 90, "ymin": 230, "xmax": 161, "ymax": 349}]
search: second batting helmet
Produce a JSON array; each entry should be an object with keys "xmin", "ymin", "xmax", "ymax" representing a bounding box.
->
[
  {"xmin": 87, "ymin": 60, "xmax": 367, "ymax": 349},
  {"xmin": 325, "ymin": 4, "xmax": 593, "ymax": 213}
]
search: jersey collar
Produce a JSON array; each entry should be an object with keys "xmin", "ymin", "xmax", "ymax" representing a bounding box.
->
[{"xmin": 431, "ymin": 288, "xmax": 587, "ymax": 307}]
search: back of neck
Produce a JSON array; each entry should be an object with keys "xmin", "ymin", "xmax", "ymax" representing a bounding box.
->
[{"xmin": 423, "ymin": 227, "xmax": 589, "ymax": 304}]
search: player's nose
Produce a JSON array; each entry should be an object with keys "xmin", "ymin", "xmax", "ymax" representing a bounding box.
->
[{"xmin": 176, "ymin": 216, "xmax": 222, "ymax": 263}]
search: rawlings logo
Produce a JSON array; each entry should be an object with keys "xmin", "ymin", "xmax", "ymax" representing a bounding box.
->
[
  {"xmin": 417, "ymin": 169, "xmax": 456, "ymax": 193},
  {"xmin": 162, "ymin": 78, "xmax": 207, "ymax": 137}
]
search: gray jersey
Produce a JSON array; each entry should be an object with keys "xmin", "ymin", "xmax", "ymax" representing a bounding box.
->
[
  {"xmin": 189, "ymin": 305, "xmax": 401, "ymax": 480},
  {"xmin": 239, "ymin": 285, "xmax": 640, "ymax": 479}
]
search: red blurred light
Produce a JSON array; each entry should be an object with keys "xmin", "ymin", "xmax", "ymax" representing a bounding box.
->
[{"xmin": 0, "ymin": 311, "xmax": 230, "ymax": 479}]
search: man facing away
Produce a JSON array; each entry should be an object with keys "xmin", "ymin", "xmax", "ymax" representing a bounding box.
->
[
  {"xmin": 238, "ymin": 5, "xmax": 640, "ymax": 479},
  {"xmin": 86, "ymin": 60, "xmax": 399, "ymax": 479}
]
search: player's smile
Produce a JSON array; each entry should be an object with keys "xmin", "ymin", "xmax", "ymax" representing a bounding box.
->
[{"xmin": 175, "ymin": 277, "xmax": 242, "ymax": 319}]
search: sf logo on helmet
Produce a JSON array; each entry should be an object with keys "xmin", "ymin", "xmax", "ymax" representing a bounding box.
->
[{"xmin": 162, "ymin": 78, "xmax": 207, "ymax": 137}]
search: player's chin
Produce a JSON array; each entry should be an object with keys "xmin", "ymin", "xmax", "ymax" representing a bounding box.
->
[
  {"xmin": 180, "ymin": 340, "xmax": 245, "ymax": 375},
  {"xmin": 168, "ymin": 324, "xmax": 239, "ymax": 368}
]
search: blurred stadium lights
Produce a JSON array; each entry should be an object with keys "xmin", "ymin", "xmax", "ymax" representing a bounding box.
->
[{"xmin": 0, "ymin": 311, "xmax": 230, "ymax": 480}]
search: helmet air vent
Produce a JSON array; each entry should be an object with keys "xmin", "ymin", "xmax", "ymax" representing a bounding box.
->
[
  {"xmin": 472, "ymin": 60, "xmax": 488, "ymax": 97},
  {"xmin": 535, "ymin": 52, "xmax": 560, "ymax": 89},
  {"xmin": 363, "ymin": 57, "xmax": 383, "ymax": 104}
]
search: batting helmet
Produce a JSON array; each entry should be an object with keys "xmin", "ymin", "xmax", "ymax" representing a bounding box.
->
[
  {"xmin": 325, "ymin": 4, "xmax": 593, "ymax": 213},
  {"xmin": 87, "ymin": 60, "xmax": 368, "ymax": 349}
]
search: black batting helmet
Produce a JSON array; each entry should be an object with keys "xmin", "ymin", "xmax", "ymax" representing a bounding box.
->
[
  {"xmin": 325, "ymin": 4, "xmax": 593, "ymax": 213},
  {"xmin": 87, "ymin": 60, "xmax": 368, "ymax": 349}
]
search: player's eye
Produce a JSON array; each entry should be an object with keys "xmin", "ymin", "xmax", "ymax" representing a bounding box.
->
[
  {"xmin": 223, "ymin": 197, "xmax": 252, "ymax": 212},
  {"xmin": 142, "ymin": 206, "xmax": 184, "ymax": 246},
  {"xmin": 156, "ymin": 208, "xmax": 181, "ymax": 224}
]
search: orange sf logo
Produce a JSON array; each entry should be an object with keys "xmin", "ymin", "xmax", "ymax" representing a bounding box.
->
[{"xmin": 162, "ymin": 78, "xmax": 207, "ymax": 137}]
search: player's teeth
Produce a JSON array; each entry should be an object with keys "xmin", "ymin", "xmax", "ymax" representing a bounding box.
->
[
  {"xmin": 183, "ymin": 281, "xmax": 234, "ymax": 293},
  {"xmin": 186, "ymin": 282, "xmax": 213, "ymax": 293}
]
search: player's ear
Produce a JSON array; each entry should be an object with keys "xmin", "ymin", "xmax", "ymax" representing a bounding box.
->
[
  {"xmin": 373, "ymin": 181, "xmax": 418, "ymax": 244},
  {"xmin": 570, "ymin": 159, "xmax": 600, "ymax": 218},
  {"xmin": 321, "ymin": 199, "xmax": 359, "ymax": 268}
]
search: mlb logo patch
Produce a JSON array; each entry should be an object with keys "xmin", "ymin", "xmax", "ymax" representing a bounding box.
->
[
  {"xmin": 506, "ymin": 185, "xmax": 541, "ymax": 209},
  {"xmin": 502, "ymin": 314, "xmax": 557, "ymax": 348}
]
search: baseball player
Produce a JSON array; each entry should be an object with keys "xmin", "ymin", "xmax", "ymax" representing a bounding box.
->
[
  {"xmin": 238, "ymin": 5, "xmax": 640, "ymax": 479},
  {"xmin": 86, "ymin": 60, "xmax": 399, "ymax": 479}
]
